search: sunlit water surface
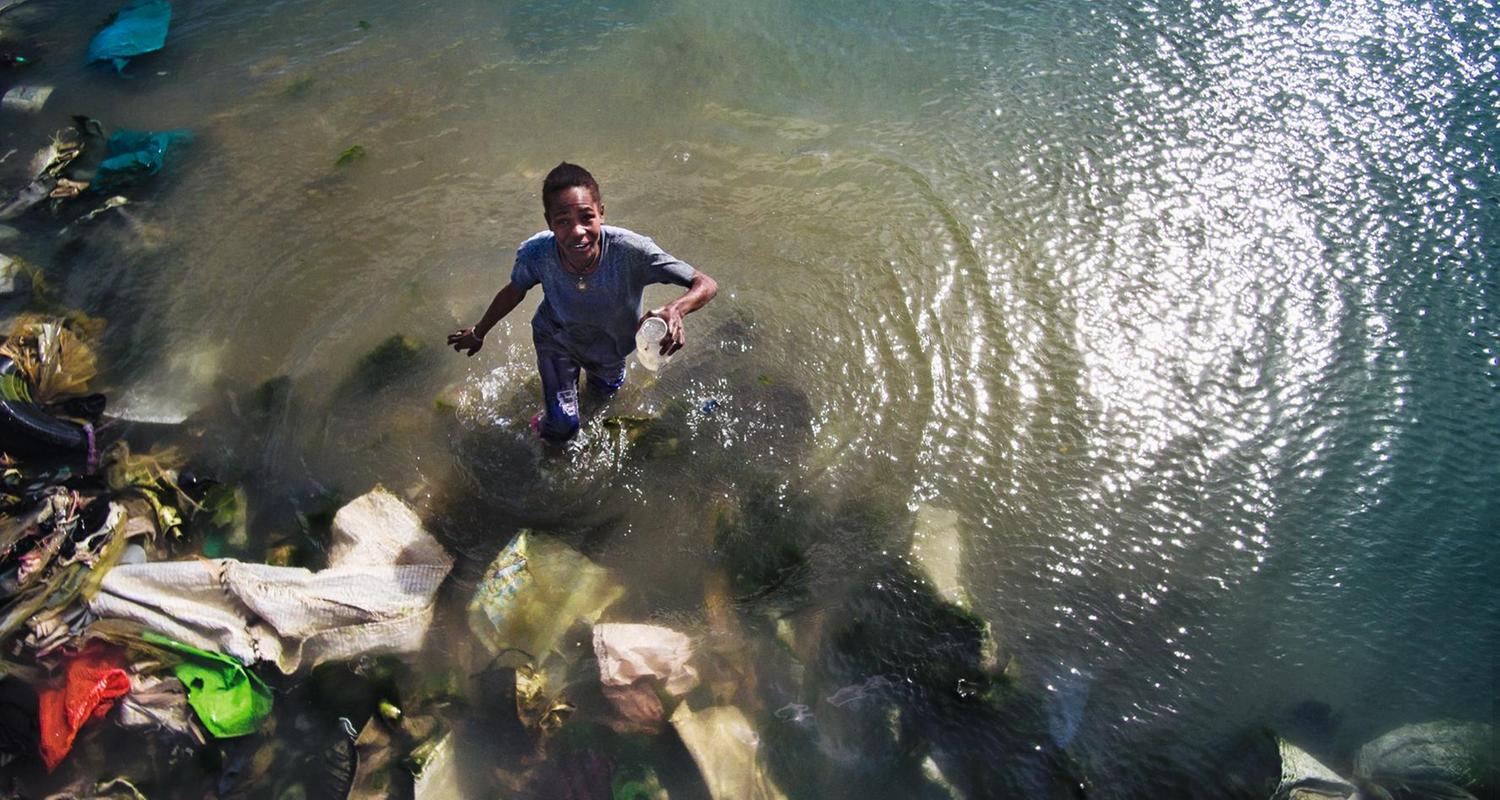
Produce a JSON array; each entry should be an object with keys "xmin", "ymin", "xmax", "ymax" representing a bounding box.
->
[{"xmin": 1, "ymin": 0, "xmax": 1496, "ymax": 796}]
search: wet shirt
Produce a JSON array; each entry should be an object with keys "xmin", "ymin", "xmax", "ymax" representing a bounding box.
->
[{"xmin": 510, "ymin": 225, "xmax": 696, "ymax": 365}]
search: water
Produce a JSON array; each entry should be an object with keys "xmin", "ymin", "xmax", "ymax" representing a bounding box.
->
[{"xmin": 1, "ymin": 0, "xmax": 1496, "ymax": 795}]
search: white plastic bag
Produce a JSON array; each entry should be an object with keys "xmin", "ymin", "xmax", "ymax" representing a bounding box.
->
[{"xmin": 593, "ymin": 623, "xmax": 699, "ymax": 696}]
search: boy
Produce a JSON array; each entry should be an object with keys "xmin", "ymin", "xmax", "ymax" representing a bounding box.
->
[{"xmin": 448, "ymin": 163, "xmax": 718, "ymax": 442}]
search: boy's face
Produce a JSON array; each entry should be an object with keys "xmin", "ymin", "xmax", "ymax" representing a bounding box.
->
[{"xmin": 546, "ymin": 186, "xmax": 604, "ymax": 271}]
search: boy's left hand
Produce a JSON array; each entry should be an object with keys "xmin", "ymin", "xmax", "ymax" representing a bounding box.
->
[{"xmin": 644, "ymin": 306, "xmax": 686, "ymax": 356}]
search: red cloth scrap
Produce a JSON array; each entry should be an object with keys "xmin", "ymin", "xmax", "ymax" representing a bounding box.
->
[{"xmin": 37, "ymin": 640, "xmax": 132, "ymax": 771}]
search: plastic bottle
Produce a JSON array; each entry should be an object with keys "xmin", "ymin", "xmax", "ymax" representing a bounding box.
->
[{"xmin": 635, "ymin": 317, "xmax": 671, "ymax": 371}]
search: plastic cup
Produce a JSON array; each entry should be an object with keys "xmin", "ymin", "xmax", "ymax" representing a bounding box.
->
[{"xmin": 635, "ymin": 317, "xmax": 671, "ymax": 371}]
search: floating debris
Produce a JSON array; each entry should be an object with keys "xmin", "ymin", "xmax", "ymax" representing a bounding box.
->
[
  {"xmin": 0, "ymin": 253, "xmax": 19, "ymax": 295},
  {"xmin": 90, "ymin": 129, "xmax": 193, "ymax": 194},
  {"xmin": 467, "ymin": 530, "xmax": 623, "ymax": 660},
  {"xmin": 1, "ymin": 84, "xmax": 51, "ymax": 113},
  {"xmin": 86, "ymin": 0, "xmax": 172, "ymax": 73},
  {"xmin": 1354, "ymin": 720, "xmax": 1495, "ymax": 799},
  {"xmin": 0, "ymin": 126, "xmax": 87, "ymax": 221},
  {"xmin": 86, "ymin": 488, "xmax": 455, "ymax": 674}
]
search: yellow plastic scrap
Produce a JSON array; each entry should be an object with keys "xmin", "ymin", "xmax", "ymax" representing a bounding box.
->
[
  {"xmin": 514, "ymin": 664, "xmax": 575, "ymax": 733},
  {"xmin": 466, "ymin": 531, "xmax": 624, "ymax": 661},
  {"xmin": 0, "ymin": 315, "xmax": 99, "ymax": 403},
  {"xmin": 102, "ymin": 444, "xmax": 193, "ymax": 540}
]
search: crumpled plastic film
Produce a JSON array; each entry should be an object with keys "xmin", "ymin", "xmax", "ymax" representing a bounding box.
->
[
  {"xmin": 467, "ymin": 531, "xmax": 623, "ymax": 661},
  {"xmin": 85, "ymin": 0, "xmax": 171, "ymax": 72},
  {"xmin": 592, "ymin": 623, "xmax": 699, "ymax": 696},
  {"xmin": 89, "ymin": 130, "xmax": 193, "ymax": 194},
  {"xmin": 117, "ymin": 670, "xmax": 204, "ymax": 744},
  {"xmin": 670, "ymin": 704, "xmax": 789, "ymax": 800},
  {"xmin": 143, "ymin": 631, "xmax": 271, "ymax": 738}
]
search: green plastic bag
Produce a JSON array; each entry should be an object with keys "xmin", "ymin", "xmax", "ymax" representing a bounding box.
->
[{"xmin": 143, "ymin": 631, "xmax": 272, "ymax": 738}]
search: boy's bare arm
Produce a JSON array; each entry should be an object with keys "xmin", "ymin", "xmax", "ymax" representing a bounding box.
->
[
  {"xmin": 448, "ymin": 281, "xmax": 527, "ymax": 356},
  {"xmin": 646, "ymin": 270, "xmax": 718, "ymax": 356}
]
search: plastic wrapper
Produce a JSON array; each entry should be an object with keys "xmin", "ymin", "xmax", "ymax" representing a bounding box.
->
[{"xmin": 467, "ymin": 531, "xmax": 622, "ymax": 661}]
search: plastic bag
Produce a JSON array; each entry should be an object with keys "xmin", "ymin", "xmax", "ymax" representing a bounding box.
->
[
  {"xmin": 592, "ymin": 623, "xmax": 699, "ymax": 696},
  {"xmin": 117, "ymin": 671, "xmax": 203, "ymax": 744},
  {"xmin": 467, "ymin": 531, "xmax": 623, "ymax": 661},
  {"xmin": 89, "ymin": 129, "xmax": 192, "ymax": 194},
  {"xmin": 1272, "ymin": 737, "xmax": 1355, "ymax": 800},
  {"xmin": 671, "ymin": 704, "xmax": 789, "ymax": 800},
  {"xmin": 144, "ymin": 631, "xmax": 272, "ymax": 738},
  {"xmin": 329, "ymin": 487, "xmax": 452, "ymax": 570},
  {"xmin": 85, "ymin": 0, "xmax": 171, "ymax": 73}
]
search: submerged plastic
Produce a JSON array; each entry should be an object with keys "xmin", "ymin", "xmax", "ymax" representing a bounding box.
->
[
  {"xmin": 671, "ymin": 704, "xmax": 789, "ymax": 800},
  {"xmin": 85, "ymin": 0, "xmax": 171, "ymax": 73},
  {"xmin": 910, "ymin": 504, "xmax": 967, "ymax": 607},
  {"xmin": 592, "ymin": 623, "xmax": 699, "ymax": 696},
  {"xmin": 36, "ymin": 640, "xmax": 131, "ymax": 771},
  {"xmin": 1272, "ymin": 737, "xmax": 1355, "ymax": 800},
  {"xmin": 1, "ymin": 84, "xmax": 51, "ymax": 113},
  {"xmin": 89, "ymin": 129, "xmax": 192, "ymax": 194},
  {"xmin": 144, "ymin": 631, "xmax": 272, "ymax": 738},
  {"xmin": 467, "ymin": 531, "xmax": 623, "ymax": 660},
  {"xmin": 1353, "ymin": 721, "xmax": 1494, "ymax": 797}
]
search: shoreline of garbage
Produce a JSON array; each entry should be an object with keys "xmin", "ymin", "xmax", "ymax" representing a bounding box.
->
[{"xmin": 0, "ymin": 335, "xmax": 1491, "ymax": 799}]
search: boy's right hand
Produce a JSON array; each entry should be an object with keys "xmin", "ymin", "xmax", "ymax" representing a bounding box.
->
[{"xmin": 447, "ymin": 327, "xmax": 484, "ymax": 356}]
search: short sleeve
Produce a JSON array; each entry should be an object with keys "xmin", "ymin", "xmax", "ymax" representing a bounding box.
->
[
  {"xmin": 509, "ymin": 242, "xmax": 540, "ymax": 291},
  {"xmin": 635, "ymin": 236, "xmax": 696, "ymax": 288}
]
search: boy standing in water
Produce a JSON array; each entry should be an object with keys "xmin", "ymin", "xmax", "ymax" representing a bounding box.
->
[{"xmin": 448, "ymin": 163, "xmax": 718, "ymax": 442}]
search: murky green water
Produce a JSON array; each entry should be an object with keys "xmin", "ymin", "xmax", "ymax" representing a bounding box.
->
[{"xmin": 1, "ymin": 0, "xmax": 1496, "ymax": 796}]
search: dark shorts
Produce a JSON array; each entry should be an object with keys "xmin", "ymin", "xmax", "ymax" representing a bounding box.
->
[{"xmin": 536, "ymin": 345, "xmax": 625, "ymax": 441}]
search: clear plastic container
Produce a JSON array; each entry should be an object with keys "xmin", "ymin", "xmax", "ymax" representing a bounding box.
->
[{"xmin": 635, "ymin": 316, "xmax": 672, "ymax": 371}]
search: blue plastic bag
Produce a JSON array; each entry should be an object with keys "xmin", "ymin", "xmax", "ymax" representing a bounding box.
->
[
  {"xmin": 89, "ymin": 129, "xmax": 193, "ymax": 194},
  {"xmin": 86, "ymin": 0, "xmax": 172, "ymax": 73}
]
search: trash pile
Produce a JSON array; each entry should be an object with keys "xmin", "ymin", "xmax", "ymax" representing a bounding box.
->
[
  {"xmin": 0, "ymin": 356, "xmax": 456, "ymax": 796},
  {"xmin": 0, "ymin": 119, "xmax": 190, "ymax": 223},
  {"xmin": 2, "ymin": 318, "xmax": 1097, "ymax": 800},
  {"xmin": 2, "ymin": 0, "xmax": 189, "ymax": 243}
]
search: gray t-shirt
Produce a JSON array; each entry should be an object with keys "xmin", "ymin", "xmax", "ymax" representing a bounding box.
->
[{"xmin": 510, "ymin": 225, "xmax": 696, "ymax": 365}]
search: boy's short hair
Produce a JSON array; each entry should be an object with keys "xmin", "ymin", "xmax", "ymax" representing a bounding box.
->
[{"xmin": 542, "ymin": 162, "xmax": 601, "ymax": 217}]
